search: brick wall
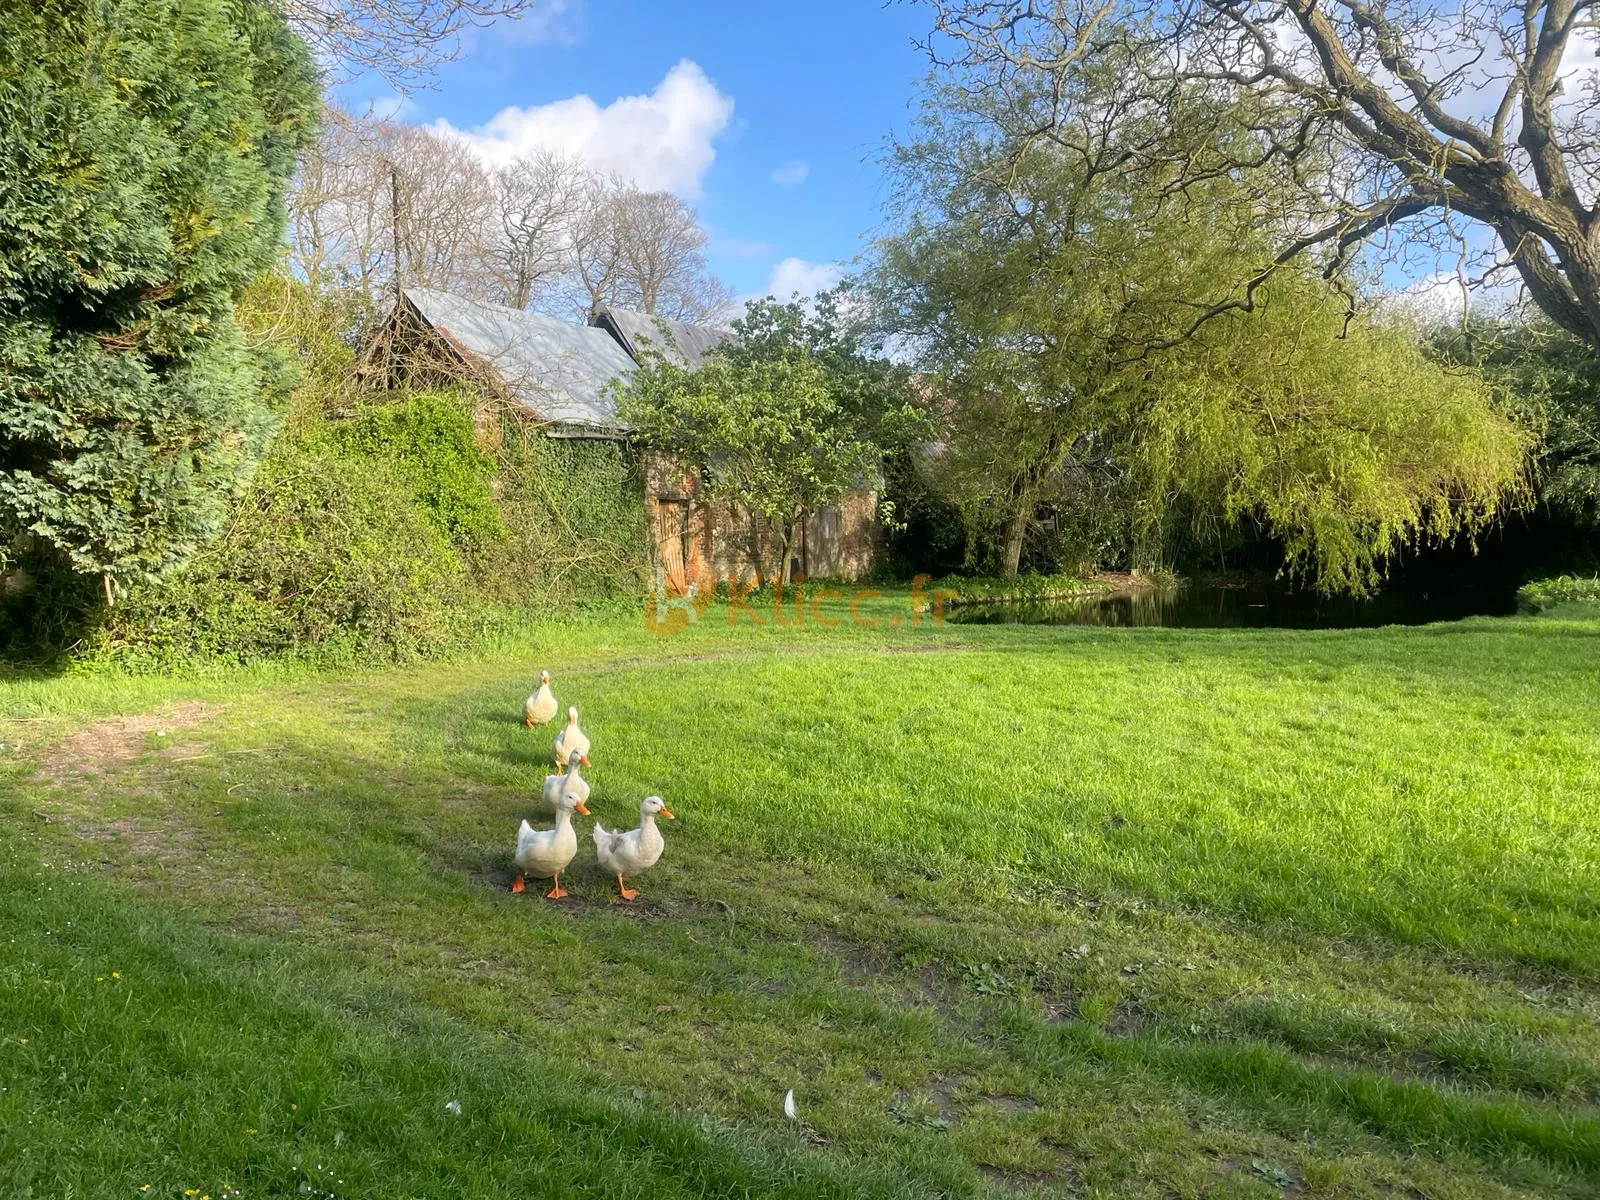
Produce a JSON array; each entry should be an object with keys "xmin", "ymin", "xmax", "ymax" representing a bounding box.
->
[{"xmin": 641, "ymin": 452, "xmax": 877, "ymax": 588}]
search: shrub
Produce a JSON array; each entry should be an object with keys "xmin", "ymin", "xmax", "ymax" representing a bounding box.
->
[
  {"xmin": 0, "ymin": 0, "xmax": 317, "ymax": 597},
  {"xmin": 481, "ymin": 416, "xmax": 650, "ymax": 606},
  {"xmin": 338, "ymin": 391, "xmax": 505, "ymax": 549},
  {"xmin": 931, "ymin": 572, "xmax": 1112, "ymax": 607},
  {"xmin": 83, "ymin": 443, "xmax": 473, "ymax": 669},
  {"xmin": 1517, "ymin": 575, "xmax": 1600, "ymax": 612},
  {"xmin": 32, "ymin": 278, "xmax": 652, "ymax": 670}
]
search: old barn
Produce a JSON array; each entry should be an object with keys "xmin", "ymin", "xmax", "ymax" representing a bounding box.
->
[{"xmin": 373, "ymin": 288, "xmax": 879, "ymax": 589}]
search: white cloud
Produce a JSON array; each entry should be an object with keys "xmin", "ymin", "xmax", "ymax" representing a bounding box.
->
[
  {"xmin": 728, "ymin": 258, "xmax": 845, "ymax": 322},
  {"xmin": 760, "ymin": 257, "xmax": 843, "ymax": 301},
  {"xmin": 434, "ymin": 60, "xmax": 733, "ymax": 196},
  {"xmin": 1385, "ymin": 271, "xmax": 1473, "ymax": 327},
  {"xmin": 770, "ymin": 160, "xmax": 810, "ymax": 187},
  {"xmin": 498, "ymin": 0, "xmax": 586, "ymax": 46}
]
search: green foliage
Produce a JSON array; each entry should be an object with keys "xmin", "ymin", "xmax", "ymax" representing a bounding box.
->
[
  {"xmin": 869, "ymin": 65, "xmax": 1531, "ymax": 591},
  {"xmin": 0, "ymin": 0, "xmax": 317, "ymax": 595},
  {"xmin": 338, "ymin": 392, "xmax": 504, "ymax": 549},
  {"xmin": 721, "ymin": 292, "xmax": 931, "ymax": 451},
  {"xmin": 64, "ymin": 278, "xmax": 650, "ymax": 669},
  {"xmin": 616, "ymin": 298, "xmax": 927, "ymax": 583},
  {"xmin": 1139, "ymin": 276, "xmax": 1530, "ymax": 594},
  {"xmin": 482, "ymin": 420, "xmax": 650, "ymax": 605},
  {"xmin": 1518, "ymin": 574, "xmax": 1600, "ymax": 612},
  {"xmin": 930, "ymin": 572, "xmax": 1109, "ymax": 605},
  {"xmin": 1431, "ymin": 318, "xmax": 1600, "ymax": 528},
  {"xmin": 620, "ymin": 353, "xmax": 870, "ymax": 568},
  {"xmin": 87, "ymin": 446, "xmax": 472, "ymax": 669}
]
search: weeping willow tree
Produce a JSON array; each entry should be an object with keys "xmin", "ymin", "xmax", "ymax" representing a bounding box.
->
[{"xmin": 868, "ymin": 49, "xmax": 1531, "ymax": 590}]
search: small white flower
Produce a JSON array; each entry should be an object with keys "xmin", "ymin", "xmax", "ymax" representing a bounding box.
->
[{"xmin": 444, "ymin": 1099, "xmax": 461, "ymax": 1116}]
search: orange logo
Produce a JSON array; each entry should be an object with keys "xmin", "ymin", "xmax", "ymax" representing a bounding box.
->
[{"xmin": 643, "ymin": 572, "xmax": 956, "ymax": 635}]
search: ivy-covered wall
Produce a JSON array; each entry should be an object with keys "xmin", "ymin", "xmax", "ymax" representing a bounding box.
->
[{"xmin": 6, "ymin": 278, "xmax": 652, "ymax": 669}]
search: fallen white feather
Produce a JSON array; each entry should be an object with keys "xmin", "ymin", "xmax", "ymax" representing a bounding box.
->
[{"xmin": 782, "ymin": 1089, "xmax": 797, "ymax": 1121}]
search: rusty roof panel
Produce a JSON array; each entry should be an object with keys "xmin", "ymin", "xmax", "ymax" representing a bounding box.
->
[{"xmin": 405, "ymin": 288, "xmax": 638, "ymax": 430}]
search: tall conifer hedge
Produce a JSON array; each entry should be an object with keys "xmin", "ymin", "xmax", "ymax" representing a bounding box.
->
[{"xmin": 0, "ymin": 0, "xmax": 317, "ymax": 604}]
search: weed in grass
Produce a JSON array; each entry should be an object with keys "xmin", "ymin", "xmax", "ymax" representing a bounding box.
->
[{"xmin": 2, "ymin": 590, "xmax": 1598, "ymax": 1197}]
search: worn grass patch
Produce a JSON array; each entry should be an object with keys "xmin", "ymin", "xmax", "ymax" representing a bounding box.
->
[{"xmin": 2, "ymin": 591, "xmax": 1597, "ymax": 1197}]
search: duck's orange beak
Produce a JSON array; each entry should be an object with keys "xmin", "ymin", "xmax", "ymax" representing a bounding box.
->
[
  {"xmin": 660, "ymin": 807, "xmax": 675, "ymax": 820},
  {"xmin": 575, "ymin": 800, "xmax": 591, "ymax": 815},
  {"xmin": 580, "ymin": 755, "xmax": 590, "ymax": 767}
]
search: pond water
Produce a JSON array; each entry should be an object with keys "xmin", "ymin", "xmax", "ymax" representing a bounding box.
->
[{"xmin": 944, "ymin": 579, "xmax": 1521, "ymax": 629}]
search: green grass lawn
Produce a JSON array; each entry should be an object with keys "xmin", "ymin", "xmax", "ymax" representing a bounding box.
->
[{"xmin": 2, "ymin": 591, "xmax": 1598, "ymax": 1198}]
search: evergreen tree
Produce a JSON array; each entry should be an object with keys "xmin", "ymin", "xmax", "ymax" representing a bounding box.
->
[{"xmin": 0, "ymin": 0, "xmax": 318, "ymax": 605}]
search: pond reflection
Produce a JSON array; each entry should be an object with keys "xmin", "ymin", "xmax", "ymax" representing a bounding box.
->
[{"xmin": 944, "ymin": 580, "xmax": 1520, "ymax": 629}]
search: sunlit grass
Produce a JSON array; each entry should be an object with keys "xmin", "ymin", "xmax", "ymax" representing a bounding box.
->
[{"xmin": 2, "ymin": 592, "xmax": 1597, "ymax": 1197}]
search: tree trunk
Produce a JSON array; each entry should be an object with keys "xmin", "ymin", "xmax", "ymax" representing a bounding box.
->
[
  {"xmin": 746, "ymin": 510, "xmax": 766, "ymax": 590},
  {"xmin": 778, "ymin": 522, "xmax": 795, "ymax": 586},
  {"xmin": 1000, "ymin": 502, "xmax": 1029, "ymax": 579}
]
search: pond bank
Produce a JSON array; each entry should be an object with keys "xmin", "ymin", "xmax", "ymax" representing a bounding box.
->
[
  {"xmin": 934, "ymin": 571, "xmax": 1141, "ymax": 610},
  {"xmin": 946, "ymin": 573, "xmax": 1520, "ymax": 629}
]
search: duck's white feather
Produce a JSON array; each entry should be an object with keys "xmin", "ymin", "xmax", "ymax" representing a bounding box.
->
[
  {"xmin": 514, "ymin": 810, "xmax": 579, "ymax": 878},
  {"xmin": 552, "ymin": 707, "xmax": 591, "ymax": 764},
  {"xmin": 592, "ymin": 812, "xmax": 665, "ymax": 878},
  {"xmin": 540, "ymin": 758, "xmax": 588, "ymax": 809},
  {"xmin": 523, "ymin": 680, "xmax": 558, "ymax": 726}
]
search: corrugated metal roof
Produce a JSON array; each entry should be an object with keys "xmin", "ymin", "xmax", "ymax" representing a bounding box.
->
[
  {"xmin": 592, "ymin": 307, "xmax": 732, "ymax": 370},
  {"xmin": 404, "ymin": 288, "xmax": 638, "ymax": 430}
]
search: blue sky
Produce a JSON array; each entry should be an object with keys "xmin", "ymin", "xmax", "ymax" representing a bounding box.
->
[{"xmin": 340, "ymin": 0, "xmax": 933, "ymax": 301}]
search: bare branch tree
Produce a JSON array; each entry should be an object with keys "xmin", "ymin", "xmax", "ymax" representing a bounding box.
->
[
  {"xmin": 567, "ymin": 180, "xmax": 731, "ymax": 321},
  {"xmin": 290, "ymin": 112, "xmax": 732, "ymax": 325},
  {"xmin": 920, "ymin": 0, "xmax": 1600, "ymax": 349},
  {"xmin": 277, "ymin": 0, "xmax": 554, "ymax": 88},
  {"xmin": 610, "ymin": 188, "xmax": 732, "ymax": 321},
  {"xmin": 487, "ymin": 151, "xmax": 589, "ymax": 309},
  {"xmin": 389, "ymin": 123, "xmax": 496, "ymax": 296},
  {"xmin": 287, "ymin": 107, "xmax": 495, "ymax": 304},
  {"xmin": 566, "ymin": 172, "xmax": 628, "ymax": 318},
  {"xmin": 287, "ymin": 107, "xmax": 398, "ymax": 297}
]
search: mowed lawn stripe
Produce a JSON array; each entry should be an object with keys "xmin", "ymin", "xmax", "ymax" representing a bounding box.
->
[{"xmin": 3, "ymin": 597, "xmax": 1597, "ymax": 1197}]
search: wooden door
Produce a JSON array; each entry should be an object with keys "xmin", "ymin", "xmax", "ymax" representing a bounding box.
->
[{"xmin": 654, "ymin": 498, "xmax": 697, "ymax": 594}]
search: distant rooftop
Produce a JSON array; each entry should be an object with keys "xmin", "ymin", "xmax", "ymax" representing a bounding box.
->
[
  {"xmin": 399, "ymin": 291, "xmax": 738, "ymax": 434},
  {"xmin": 592, "ymin": 307, "xmax": 732, "ymax": 370},
  {"xmin": 402, "ymin": 288, "xmax": 639, "ymax": 432}
]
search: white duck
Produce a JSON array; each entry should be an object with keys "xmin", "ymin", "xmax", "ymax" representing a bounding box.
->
[
  {"xmin": 523, "ymin": 670, "xmax": 558, "ymax": 728},
  {"xmin": 593, "ymin": 795, "xmax": 674, "ymax": 901},
  {"xmin": 552, "ymin": 706, "xmax": 591, "ymax": 769},
  {"xmin": 512, "ymin": 788, "xmax": 590, "ymax": 899},
  {"xmin": 540, "ymin": 749, "xmax": 589, "ymax": 810}
]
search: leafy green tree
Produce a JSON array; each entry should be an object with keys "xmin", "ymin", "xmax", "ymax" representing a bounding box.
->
[
  {"xmin": 0, "ymin": 0, "xmax": 317, "ymax": 606},
  {"xmin": 869, "ymin": 67, "xmax": 1530, "ymax": 590},
  {"xmin": 615, "ymin": 299, "xmax": 927, "ymax": 585},
  {"xmin": 1431, "ymin": 318, "xmax": 1600, "ymax": 531},
  {"xmin": 920, "ymin": 0, "xmax": 1600, "ymax": 354}
]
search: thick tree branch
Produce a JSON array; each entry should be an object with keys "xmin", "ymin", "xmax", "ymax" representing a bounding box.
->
[{"xmin": 918, "ymin": 0, "xmax": 1600, "ymax": 349}]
